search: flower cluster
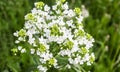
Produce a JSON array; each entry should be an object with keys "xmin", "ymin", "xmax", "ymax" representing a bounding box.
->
[{"xmin": 13, "ymin": 0, "xmax": 95, "ymax": 71}]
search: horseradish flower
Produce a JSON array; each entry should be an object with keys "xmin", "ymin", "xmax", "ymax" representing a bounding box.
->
[
  {"xmin": 37, "ymin": 65, "xmax": 47, "ymax": 72},
  {"xmin": 13, "ymin": 0, "xmax": 95, "ymax": 71}
]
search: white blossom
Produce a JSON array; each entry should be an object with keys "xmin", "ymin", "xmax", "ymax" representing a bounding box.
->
[
  {"xmin": 21, "ymin": 48, "xmax": 26, "ymax": 53},
  {"xmin": 13, "ymin": 31, "xmax": 18, "ymax": 37},
  {"xmin": 44, "ymin": 5, "xmax": 50, "ymax": 11},
  {"xmin": 62, "ymin": 2, "xmax": 68, "ymax": 10},
  {"xmin": 30, "ymin": 49, "xmax": 35, "ymax": 54},
  {"xmin": 52, "ymin": 5, "xmax": 57, "ymax": 10},
  {"xmin": 37, "ymin": 65, "xmax": 48, "ymax": 72},
  {"xmin": 18, "ymin": 46, "xmax": 22, "ymax": 50},
  {"xmin": 15, "ymin": 40, "xmax": 20, "ymax": 44}
]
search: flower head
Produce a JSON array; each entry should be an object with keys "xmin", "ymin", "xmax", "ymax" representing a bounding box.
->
[
  {"xmin": 35, "ymin": 2, "xmax": 44, "ymax": 9},
  {"xmin": 74, "ymin": 7, "xmax": 81, "ymax": 14},
  {"xmin": 13, "ymin": 0, "xmax": 95, "ymax": 72}
]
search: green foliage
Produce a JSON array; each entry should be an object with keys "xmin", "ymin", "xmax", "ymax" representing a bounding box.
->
[
  {"xmin": 0, "ymin": 0, "xmax": 33, "ymax": 71},
  {"xmin": 0, "ymin": 0, "xmax": 120, "ymax": 72},
  {"xmin": 81, "ymin": 0, "xmax": 120, "ymax": 72}
]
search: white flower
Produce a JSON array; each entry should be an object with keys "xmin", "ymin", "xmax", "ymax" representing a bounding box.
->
[
  {"xmin": 25, "ymin": 22, "xmax": 33, "ymax": 29},
  {"xmin": 37, "ymin": 65, "xmax": 48, "ymax": 72},
  {"xmin": 18, "ymin": 46, "xmax": 22, "ymax": 50},
  {"xmin": 52, "ymin": 5, "xmax": 57, "ymax": 10},
  {"xmin": 76, "ymin": 16, "xmax": 83, "ymax": 24},
  {"xmin": 74, "ymin": 57, "xmax": 80, "ymax": 64},
  {"xmin": 62, "ymin": 2, "xmax": 68, "ymax": 10},
  {"xmin": 66, "ymin": 20, "xmax": 73, "ymax": 27},
  {"xmin": 56, "ymin": 1, "xmax": 61, "ymax": 5},
  {"xmin": 18, "ymin": 37, "xmax": 24, "ymax": 41},
  {"xmin": 85, "ymin": 41, "xmax": 93, "ymax": 49},
  {"xmin": 53, "ymin": 58, "xmax": 58, "ymax": 67},
  {"xmin": 87, "ymin": 61, "xmax": 91, "ymax": 65},
  {"xmin": 44, "ymin": 5, "xmax": 50, "ymax": 11},
  {"xmin": 15, "ymin": 40, "xmax": 20, "ymax": 44},
  {"xmin": 36, "ymin": 50, "xmax": 41, "ymax": 55},
  {"xmin": 31, "ymin": 8, "xmax": 38, "ymax": 14},
  {"xmin": 40, "ymin": 52, "xmax": 53, "ymax": 61},
  {"xmin": 59, "ymin": 49, "xmax": 71, "ymax": 57},
  {"xmin": 68, "ymin": 58, "xmax": 74, "ymax": 64},
  {"xmin": 71, "ymin": 44, "xmax": 79, "ymax": 52},
  {"xmin": 79, "ymin": 60, "xmax": 84, "ymax": 65},
  {"xmin": 30, "ymin": 49, "xmax": 35, "ymax": 54},
  {"xmin": 28, "ymin": 37, "xmax": 35, "ymax": 45},
  {"xmin": 83, "ymin": 53, "xmax": 90, "ymax": 62},
  {"xmin": 68, "ymin": 9, "xmax": 75, "ymax": 17},
  {"xmin": 39, "ymin": 37, "xmax": 45, "ymax": 43},
  {"xmin": 81, "ymin": 5, "xmax": 89, "ymax": 18},
  {"xmin": 13, "ymin": 31, "xmax": 18, "ymax": 37},
  {"xmin": 21, "ymin": 48, "xmax": 26, "ymax": 53}
]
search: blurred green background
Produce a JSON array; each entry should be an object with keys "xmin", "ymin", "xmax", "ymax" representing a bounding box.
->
[{"xmin": 0, "ymin": 0, "xmax": 120, "ymax": 72}]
